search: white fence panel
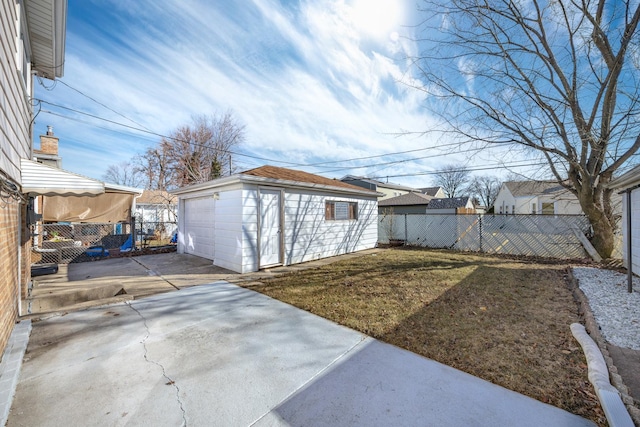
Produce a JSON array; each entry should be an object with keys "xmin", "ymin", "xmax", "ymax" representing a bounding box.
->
[{"xmin": 378, "ymin": 213, "xmax": 596, "ymax": 259}]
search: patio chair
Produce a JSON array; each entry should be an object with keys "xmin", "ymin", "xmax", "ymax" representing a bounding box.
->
[{"xmin": 120, "ymin": 234, "xmax": 133, "ymax": 253}]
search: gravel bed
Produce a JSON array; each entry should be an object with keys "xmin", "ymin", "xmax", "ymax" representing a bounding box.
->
[{"xmin": 572, "ymin": 266, "xmax": 640, "ymax": 350}]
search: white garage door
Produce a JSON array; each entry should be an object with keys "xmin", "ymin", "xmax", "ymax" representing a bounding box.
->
[{"xmin": 183, "ymin": 196, "xmax": 215, "ymax": 260}]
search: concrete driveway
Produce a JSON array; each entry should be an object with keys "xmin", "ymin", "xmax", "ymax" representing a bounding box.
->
[
  {"xmin": 24, "ymin": 251, "xmax": 350, "ymax": 316},
  {"xmin": 7, "ymin": 280, "xmax": 594, "ymax": 426},
  {"xmin": 3, "ymin": 252, "xmax": 598, "ymax": 426}
]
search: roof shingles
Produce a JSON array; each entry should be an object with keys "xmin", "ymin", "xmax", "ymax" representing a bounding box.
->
[{"xmin": 242, "ymin": 166, "xmax": 373, "ymax": 193}]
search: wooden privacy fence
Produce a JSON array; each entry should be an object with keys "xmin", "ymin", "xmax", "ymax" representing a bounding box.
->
[{"xmin": 378, "ymin": 213, "xmax": 596, "ymax": 259}]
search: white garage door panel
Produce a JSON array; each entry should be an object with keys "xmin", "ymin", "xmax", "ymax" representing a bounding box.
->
[{"xmin": 184, "ymin": 197, "xmax": 215, "ymax": 260}]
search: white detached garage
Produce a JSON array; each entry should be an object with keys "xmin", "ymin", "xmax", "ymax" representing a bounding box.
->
[{"xmin": 172, "ymin": 165, "xmax": 380, "ymax": 273}]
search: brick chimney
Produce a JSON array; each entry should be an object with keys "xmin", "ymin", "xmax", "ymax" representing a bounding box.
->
[
  {"xmin": 33, "ymin": 125, "xmax": 62, "ymax": 168},
  {"xmin": 38, "ymin": 125, "xmax": 59, "ymax": 156}
]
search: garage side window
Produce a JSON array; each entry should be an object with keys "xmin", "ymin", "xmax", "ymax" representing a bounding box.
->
[{"xmin": 325, "ymin": 201, "xmax": 358, "ymax": 220}]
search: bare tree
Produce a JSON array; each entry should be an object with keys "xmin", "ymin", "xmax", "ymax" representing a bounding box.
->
[
  {"xmin": 102, "ymin": 161, "xmax": 143, "ymax": 187},
  {"xmin": 134, "ymin": 145, "xmax": 172, "ymax": 191},
  {"xmin": 414, "ymin": 0, "xmax": 640, "ymax": 258},
  {"xmin": 135, "ymin": 111, "xmax": 245, "ymax": 190},
  {"xmin": 433, "ymin": 164, "xmax": 471, "ymax": 198},
  {"xmin": 163, "ymin": 112, "xmax": 245, "ymax": 188},
  {"xmin": 467, "ymin": 175, "xmax": 501, "ymax": 209}
]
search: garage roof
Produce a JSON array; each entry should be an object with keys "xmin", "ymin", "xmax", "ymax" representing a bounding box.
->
[{"xmin": 173, "ymin": 165, "xmax": 381, "ymax": 197}]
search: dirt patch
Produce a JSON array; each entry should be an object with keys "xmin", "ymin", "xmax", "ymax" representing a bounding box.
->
[{"xmin": 244, "ymin": 247, "xmax": 606, "ymax": 426}]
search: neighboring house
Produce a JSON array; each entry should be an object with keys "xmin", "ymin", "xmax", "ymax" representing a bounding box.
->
[
  {"xmin": 494, "ymin": 181, "xmax": 583, "ymax": 215},
  {"xmin": 135, "ymin": 190, "xmax": 177, "ymax": 239},
  {"xmin": 341, "ymin": 175, "xmax": 417, "ymax": 200},
  {"xmin": 0, "ymin": 0, "xmax": 66, "ymax": 357},
  {"xmin": 608, "ymin": 165, "xmax": 640, "ymax": 276},
  {"xmin": 378, "ymin": 192, "xmax": 433, "ymax": 214},
  {"xmin": 418, "ymin": 186, "xmax": 446, "ymax": 198},
  {"xmin": 174, "ymin": 165, "xmax": 380, "ymax": 273},
  {"xmin": 426, "ymin": 197, "xmax": 475, "ymax": 214}
]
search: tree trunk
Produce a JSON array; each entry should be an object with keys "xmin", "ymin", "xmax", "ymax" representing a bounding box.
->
[{"xmin": 578, "ymin": 194, "xmax": 615, "ymax": 259}]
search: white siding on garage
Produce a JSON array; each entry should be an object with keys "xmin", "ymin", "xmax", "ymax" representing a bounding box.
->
[
  {"xmin": 182, "ymin": 196, "xmax": 215, "ymax": 259},
  {"xmin": 282, "ymin": 189, "xmax": 378, "ymax": 266},
  {"xmin": 175, "ymin": 177, "xmax": 379, "ymax": 274},
  {"xmin": 210, "ymin": 189, "xmax": 245, "ymax": 273},
  {"xmin": 240, "ymin": 188, "xmax": 259, "ymax": 273}
]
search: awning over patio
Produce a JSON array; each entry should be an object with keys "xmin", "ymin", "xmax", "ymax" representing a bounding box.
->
[
  {"xmin": 42, "ymin": 192, "xmax": 137, "ymax": 223},
  {"xmin": 21, "ymin": 159, "xmax": 143, "ymax": 223},
  {"xmin": 21, "ymin": 159, "xmax": 104, "ymax": 196}
]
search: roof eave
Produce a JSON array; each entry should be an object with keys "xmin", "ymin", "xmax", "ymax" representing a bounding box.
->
[
  {"xmin": 172, "ymin": 174, "xmax": 381, "ymax": 197},
  {"xmin": 608, "ymin": 164, "xmax": 640, "ymax": 190},
  {"xmin": 26, "ymin": 0, "xmax": 67, "ymax": 79}
]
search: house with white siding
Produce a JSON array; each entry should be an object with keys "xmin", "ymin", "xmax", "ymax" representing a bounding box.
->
[
  {"xmin": 494, "ymin": 181, "xmax": 583, "ymax": 215},
  {"xmin": 173, "ymin": 166, "xmax": 380, "ymax": 273},
  {"xmin": 0, "ymin": 0, "xmax": 66, "ymax": 360}
]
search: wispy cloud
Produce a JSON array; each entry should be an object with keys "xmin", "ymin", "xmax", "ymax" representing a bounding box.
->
[{"xmin": 35, "ymin": 0, "xmax": 474, "ymax": 187}]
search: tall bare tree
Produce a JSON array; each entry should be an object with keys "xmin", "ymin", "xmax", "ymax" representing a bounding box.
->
[
  {"xmin": 433, "ymin": 164, "xmax": 471, "ymax": 198},
  {"xmin": 134, "ymin": 145, "xmax": 172, "ymax": 191},
  {"xmin": 134, "ymin": 111, "xmax": 245, "ymax": 190},
  {"xmin": 414, "ymin": 0, "xmax": 640, "ymax": 258},
  {"xmin": 102, "ymin": 161, "xmax": 143, "ymax": 187},
  {"xmin": 467, "ymin": 175, "xmax": 501, "ymax": 209},
  {"xmin": 163, "ymin": 112, "xmax": 245, "ymax": 188}
]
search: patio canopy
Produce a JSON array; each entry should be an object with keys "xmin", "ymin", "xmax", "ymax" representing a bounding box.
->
[
  {"xmin": 21, "ymin": 159, "xmax": 104, "ymax": 196},
  {"xmin": 21, "ymin": 159, "xmax": 143, "ymax": 223}
]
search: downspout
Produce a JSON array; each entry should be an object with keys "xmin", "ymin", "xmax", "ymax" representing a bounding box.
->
[{"xmin": 17, "ymin": 204, "xmax": 22, "ymax": 317}]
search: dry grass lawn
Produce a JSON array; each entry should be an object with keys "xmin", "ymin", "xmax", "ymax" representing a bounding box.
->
[{"xmin": 244, "ymin": 247, "xmax": 606, "ymax": 425}]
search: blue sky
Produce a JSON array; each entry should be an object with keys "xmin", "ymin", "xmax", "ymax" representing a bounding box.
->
[{"xmin": 33, "ymin": 0, "xmax": 515, "ymax": 188}]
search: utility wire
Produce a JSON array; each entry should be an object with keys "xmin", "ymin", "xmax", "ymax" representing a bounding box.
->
[
  {"xmin": 37, "ymin": 100, "xmax": 556, "ymax": 179},
  {"xmin": 40, "ymin": 107, "xmax": 306, "ymax": 167},
  {"xmin": 39, "ymin": 100, "xmax": 500, "ymax": 171},
  {"xmin": 56, "ymin": 80, "xmax": 153, "ymax": 132}
]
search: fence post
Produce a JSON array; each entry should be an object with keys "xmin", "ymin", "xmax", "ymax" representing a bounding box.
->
[
  {"xmin": 131, "ymin": 215, "xmax": 137, "ymax": 250},
  {"xmin": 404, "ymin": 214, "xmax": 408, "ymax": 242},
  {"xmin": 479, "ymin": 214, "xmax": 483, "ymax": 252}
]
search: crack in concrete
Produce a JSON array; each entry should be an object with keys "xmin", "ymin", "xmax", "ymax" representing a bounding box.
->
[
  {"xmin": 130, "ymin": 257, "xmax": 180, "ymax": 290},
  {"xmin": 126, "ymin": 301, "xmax": 188, "ymax": 426}
]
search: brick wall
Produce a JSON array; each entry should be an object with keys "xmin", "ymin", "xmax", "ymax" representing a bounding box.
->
[{"xmin": 0, "ymin": 201, "xmax": 20, "ymax": 359}]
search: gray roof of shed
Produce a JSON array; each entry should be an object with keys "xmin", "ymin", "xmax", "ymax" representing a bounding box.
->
[
  {"xmin": 378, "ymin": 192, "xmax": 433, "ymax": 206},
  {"xmin": 341, "ymin": 175, "xmax": 417, "ymax": 192},
  {"xmin": 426, "ymin": 197, "xmax": 470, "ymax": 210}
]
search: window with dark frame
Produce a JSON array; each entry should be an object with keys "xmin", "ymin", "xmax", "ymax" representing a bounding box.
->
[{"xmin": 325, "ymin": 201, "xmax": 358, "ymax": 220}]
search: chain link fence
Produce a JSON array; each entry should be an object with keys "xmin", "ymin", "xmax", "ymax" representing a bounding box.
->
[
  {"xmin": 31, "ymin": 220, "xmax": 180, "ymax": 264},
  {"xmin": 31, "ymin": 223, "xmax": 133, "ymax": 264},
  {"xmin": 379, "ymin": 213, "xmax": 601, "ymax": 259},
  {"xmin": 134, "ymin": 219, "xmax": 177, "ymax": 247}
]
